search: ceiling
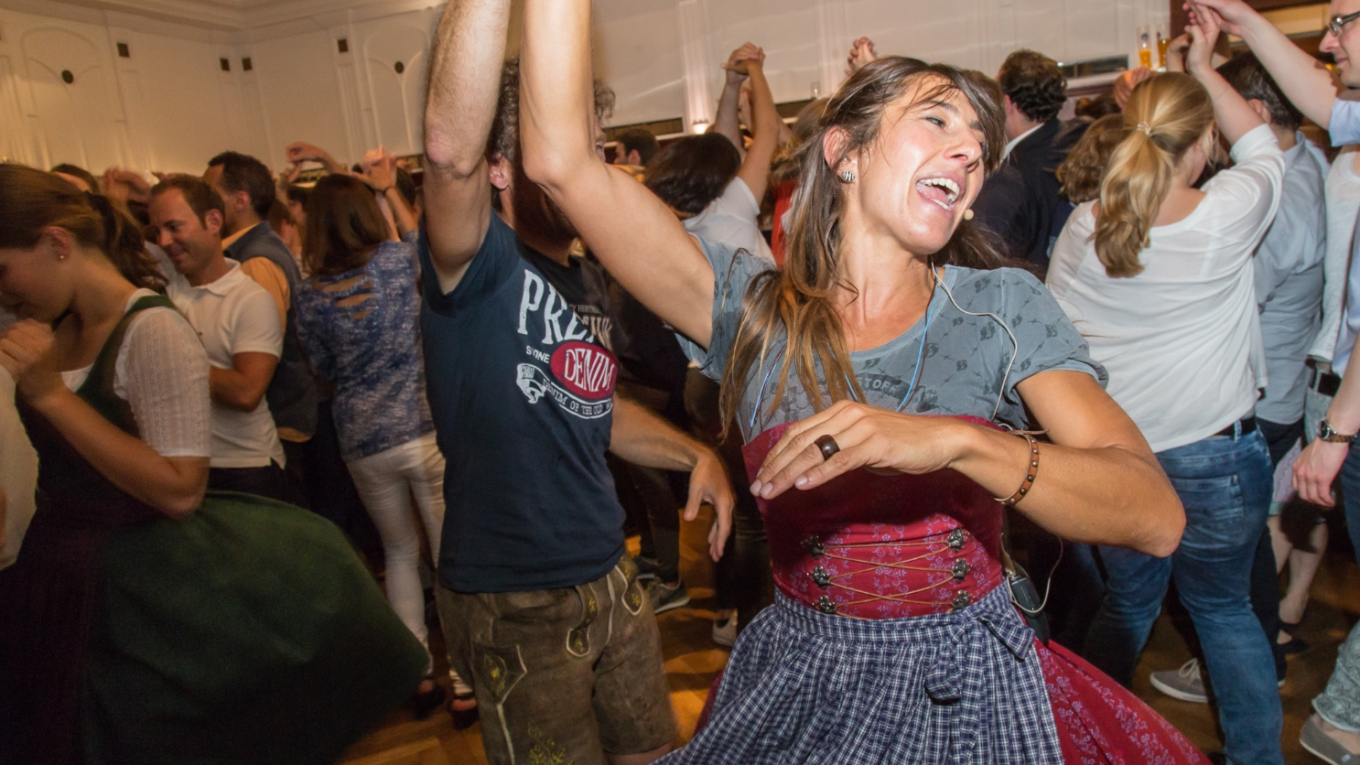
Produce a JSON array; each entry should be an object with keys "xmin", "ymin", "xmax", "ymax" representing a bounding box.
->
[{"xmin": 46, "ymin": 0, "xmax": 413, "ymax": 30}]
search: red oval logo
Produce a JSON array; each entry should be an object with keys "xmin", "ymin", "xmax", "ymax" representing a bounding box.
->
[{"xmin": 551, "ymin": 342, "xmax": 618, "ymax": 399}]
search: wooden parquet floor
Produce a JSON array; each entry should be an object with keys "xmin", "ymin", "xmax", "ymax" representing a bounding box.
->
[{"xmin": 340, "ymin": 507, "xmax": 1360, "ymax": 764}]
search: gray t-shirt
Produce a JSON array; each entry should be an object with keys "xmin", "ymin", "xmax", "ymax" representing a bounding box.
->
[
  {"xmin": 1253, "ymin": 136, "xmax": 1327, "ymax": 424},
  {"xmin": 681, "ymin": 240, "xmax": 1108, "ymax": 441}
]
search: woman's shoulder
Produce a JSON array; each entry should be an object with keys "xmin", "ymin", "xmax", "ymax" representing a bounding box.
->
[{"xmin": 946, "ymin": 264, "xmax": 1047, "ymax": 297}]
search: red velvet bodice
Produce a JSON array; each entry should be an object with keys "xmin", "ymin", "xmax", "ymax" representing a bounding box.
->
[{"xmin": 741, "ymin": 416, "xmax": 1007, "ymax": 620}]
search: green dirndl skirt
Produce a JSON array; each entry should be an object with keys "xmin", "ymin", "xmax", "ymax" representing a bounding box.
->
[{"xmin": 83, "ymin": 491, "xmax": 427, "ymax": 764}]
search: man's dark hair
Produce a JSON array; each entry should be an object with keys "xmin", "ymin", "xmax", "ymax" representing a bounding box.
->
[
  {"xmin": 207, "ymin": 150, "xmax": 277, "ymax": 219},
  {"xmin": 284, "ymin": 184, "xmax": 310, "ymax": 209},
  {"xmin": 997, "ymin": 50, "xmax": 1067, "ymax": 124},
  {"xmin": 644, "ymin": 133, "xmax": 742, "ymax": 215},
  {"xmin": 614, "ymin": 128, "xmax": 660, "ymax": 165},
  {"xmin": 487, "ymin": 57, "xmax": 615, "ymax": 165},
  {"xmin": 50, "ymin": 163, "xmax": 100, "ymax": 193},
  {"xmin": 1218, "ymin": 51, "xmax": 1303, "ymax": 131},
  {"xmin": 151, "ymin": 174, "xmax": 226, "ymax": 227}
]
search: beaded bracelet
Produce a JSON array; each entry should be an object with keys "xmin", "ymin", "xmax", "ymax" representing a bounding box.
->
[{"xmin": 996, "ymin": 432, "xmax": 1040, "ymax": 507}]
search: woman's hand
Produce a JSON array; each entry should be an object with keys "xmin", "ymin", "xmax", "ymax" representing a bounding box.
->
[
  {"xmin": 1185, "ymin": 5, "xmax": 1220, "ymax": 77},
  {"xmin": 1112, "ymin": 67, "xmax": 1154, "ymax": 108},
  {"xmin": 359, "ymin": 147, "xmax": 398, "ymax": 192},
  {"xmin": 0, "ymin": 320, "xmax": 64, "ymax": 408},
  {"xmin": 750, "ymin": 401, "xmax": 966, "ymax": 499},
  {"xmin": 1293, "ymin": 439, "xmax": 1349, "ymax": 507},
  {"xmin": 723, "ymin": 43, "xmax": 764, "ymax": 85},
  {"xmin": 847, "ymin": 37, "xmax": 878, "ymax": 75}
]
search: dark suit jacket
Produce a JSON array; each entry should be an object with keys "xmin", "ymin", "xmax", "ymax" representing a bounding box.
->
[{"xmin": 973, "ymin": 118, "xmax": 1089, "ymax": 270}]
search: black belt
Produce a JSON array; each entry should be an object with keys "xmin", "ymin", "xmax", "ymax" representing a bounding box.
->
[
  {"xmin": 1214, "ymin": 416, "xmax": 1258, "ymax": 438},
  {"xmin": 1311, "ymin": 365, "xmax": 1342, "ymax": 397}
]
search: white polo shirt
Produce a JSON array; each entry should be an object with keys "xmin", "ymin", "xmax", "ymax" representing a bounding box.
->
[{"xmin": 160, "ymin": 254, "xmax": 285, "ymax": 469}]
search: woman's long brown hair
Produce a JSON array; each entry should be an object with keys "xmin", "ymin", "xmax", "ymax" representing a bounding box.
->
[{"xmin": 718, "ymin": 58, "xmax": 1007, "ymax": 434}]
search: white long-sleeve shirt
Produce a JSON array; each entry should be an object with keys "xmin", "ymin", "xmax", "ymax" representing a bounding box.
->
[
  {"xmin": 1047, "ymin": 124, "xmax": 1284, "ymax": 453},
  {"xmin": 1311, "ymin": 145, "xmax": 1360, "ymax": 365}
]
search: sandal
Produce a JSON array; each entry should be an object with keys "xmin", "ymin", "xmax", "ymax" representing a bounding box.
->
[
  {"xmin": 448, "ymin": 672, "xmax": 478, "ymax": 730},
  {"xmin": 1279, "ymin": 620, "xmax": 1311, "ymax": 655}
]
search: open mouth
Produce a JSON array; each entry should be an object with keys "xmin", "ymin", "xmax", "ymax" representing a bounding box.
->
[{"xmin": 917, "ymin": 177, "xmax": 960, "ymax": 211}]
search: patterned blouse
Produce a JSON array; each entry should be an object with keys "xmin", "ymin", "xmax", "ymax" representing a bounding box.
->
[{"xmin": 294, "ymin": 241, "xmax": 434, "ymax": 461}]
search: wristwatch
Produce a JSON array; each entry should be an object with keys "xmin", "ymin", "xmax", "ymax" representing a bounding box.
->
[{"xmin": 1319, "ymin": 419, "xmax": 1357, "ymax": 444}]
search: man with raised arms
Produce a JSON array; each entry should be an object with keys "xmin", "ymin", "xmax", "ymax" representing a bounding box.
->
[{"xmin": 420, "ymin": 2, "xmax": 734, "ymax": 763}]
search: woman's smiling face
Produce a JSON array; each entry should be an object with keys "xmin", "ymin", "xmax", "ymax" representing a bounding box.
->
[{"xmin": 837, "ymin": 76, "xmax": 990, "ymax": 256}]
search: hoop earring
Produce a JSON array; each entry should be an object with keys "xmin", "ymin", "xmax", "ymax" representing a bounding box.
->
[
  {"xmin": 839, "ymin": 171, "xmax": 855, "ymax": 183},
  {"xmin": 963, "ymin": 209, "xmax": 974, "ymax": 221}
]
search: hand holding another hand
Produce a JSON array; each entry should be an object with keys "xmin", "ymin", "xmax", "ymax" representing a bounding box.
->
[
  {"xmin": 1185, "ymin": 5, "xmax": 1221, "ymax": 76},
  {"xmin": 723, "ymin": 42, "xmax": 765, "ymax": 83}
]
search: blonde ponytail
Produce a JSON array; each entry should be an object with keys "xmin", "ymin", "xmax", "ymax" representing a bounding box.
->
[{"xmin": 1092, "ymin": 73, "xmax": 1214, "ymax": 278}]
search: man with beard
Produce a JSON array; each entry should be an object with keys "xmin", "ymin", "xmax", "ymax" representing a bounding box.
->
[{"xmin": 419, "ymin": 2, "xmax": 735, "ymax": 763}]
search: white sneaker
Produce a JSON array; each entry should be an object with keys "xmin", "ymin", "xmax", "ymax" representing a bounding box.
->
[
  {"xmin": 712, "ymin": 612, "xmax": 737, "ymax": 647},
  {"xmin": 1149, "ymin": 659, "xmax": 1208, "ymax": 703}
]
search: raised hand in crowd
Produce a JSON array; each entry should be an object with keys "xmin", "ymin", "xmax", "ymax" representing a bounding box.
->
[
  {"xmin": 713, "ymin": 42, "xmax": 764, "ymax": 155},
  {"xmin": 1112, "ymin": 66, "xmax": 1154, "ymax": 108},
  {"xmin": 357, "ymin": 147, "xmax": 417, "ymax": 239},
  {"xmin": 285, "ymin": 141, "xmax": 347, "ymax": 176},
  {"xmin": 722, "ymin": 42, "xmax": 763, "ymax": 85},
  {"xmin": 1188, "ymin": 0, "xmax": 1340, "ymax": 126},
  {"xmin": 101, "ymin": 168, "xmax": 152, "ymax": 206},
  {"xmin": 1163, "ymin": 33, "xmax": 1191, "ymax": 72},
  {"xmin": 846, "ymin": 36, "xmax": 878, "ymax": 74},
  {"xmin": 711, "ymin": 41, "xmax": 782, "ymax": 203}
]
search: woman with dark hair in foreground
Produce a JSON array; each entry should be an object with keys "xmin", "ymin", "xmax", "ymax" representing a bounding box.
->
[{"xmin": 515, "ymin": 0, "xmax": 1211, "ymax": 761}]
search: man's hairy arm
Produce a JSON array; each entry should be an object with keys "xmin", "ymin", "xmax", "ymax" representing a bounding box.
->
[{"xmin": 422, "ymin": 0, "xmax": 512, "ymax": 294}]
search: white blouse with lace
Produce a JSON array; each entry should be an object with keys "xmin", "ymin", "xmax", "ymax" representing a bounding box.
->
[{"xmin": 59, "ymin": 289, "xmax": 211, "ymax": 459}]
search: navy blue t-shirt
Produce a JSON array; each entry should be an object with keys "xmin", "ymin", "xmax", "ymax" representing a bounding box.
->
[{"xmin": 419, "ymin": 214, "xmax": 624, "ymax": 593}]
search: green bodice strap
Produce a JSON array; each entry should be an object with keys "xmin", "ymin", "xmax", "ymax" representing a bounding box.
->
[{"xmin": 0, "ymin": 294, "xmax": 425, "ymax": 765}]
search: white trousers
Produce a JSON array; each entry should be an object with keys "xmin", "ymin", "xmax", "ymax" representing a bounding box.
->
[{"xmin": 345, "ymin": 432, "xmax": 446, "ymax": 668}]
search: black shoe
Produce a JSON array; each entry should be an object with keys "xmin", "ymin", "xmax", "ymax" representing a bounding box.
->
[
  {"xmin": 1279, "ymin": 621, "xmax": 1311, "ymax": 655},
  {"xmin": 409, "ymin": 680, "xmax": 447, "ymax": 720}
]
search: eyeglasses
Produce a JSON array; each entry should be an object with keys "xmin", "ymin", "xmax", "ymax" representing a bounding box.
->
[{"xmin": 1328, "ymin": 9, "xmax": 1360, "ymax": 37}]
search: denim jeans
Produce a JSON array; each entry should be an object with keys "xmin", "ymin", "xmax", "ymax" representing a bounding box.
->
[{"xmin": 1083, "ymin": 427, "xmax": 1282, "ymax": 765}]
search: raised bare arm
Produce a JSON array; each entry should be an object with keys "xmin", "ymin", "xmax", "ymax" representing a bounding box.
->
[
  {"xmin": 734, "ymin": 56, "xmax": 781, "ymax": 203},
  {"xmin": 712, "ymin": 43, "xmax": 761, "ymax": 156},
  {"xmin": 422, "ymin": 0, "xmax": 511, "ymax": 294},
  {"xmin": 1185, "ymin": 8, "xmax": 1265, "ymax": 145},
  {"xmin": 519, "ymin": 0, "xmax": 718, "ymax": 346},
  {"xmin": 1191, "ymin": 0, "xmax": 1341, "ymax": 127}
]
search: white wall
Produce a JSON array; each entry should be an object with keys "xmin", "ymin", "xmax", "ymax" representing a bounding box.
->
[{"xmin": 0, "ymin": 0, "xmax": 1167, "ymax": 176}]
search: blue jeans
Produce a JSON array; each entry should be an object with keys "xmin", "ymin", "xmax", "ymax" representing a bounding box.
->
[{"xmin": 1083, "ymin": 428, "xmax": 1282, "ymax": 765}]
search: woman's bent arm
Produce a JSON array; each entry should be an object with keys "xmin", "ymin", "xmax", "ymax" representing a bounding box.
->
[{"xmin": 753, "ymin": 370, "xmax": 1184, "ymax": 557}]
